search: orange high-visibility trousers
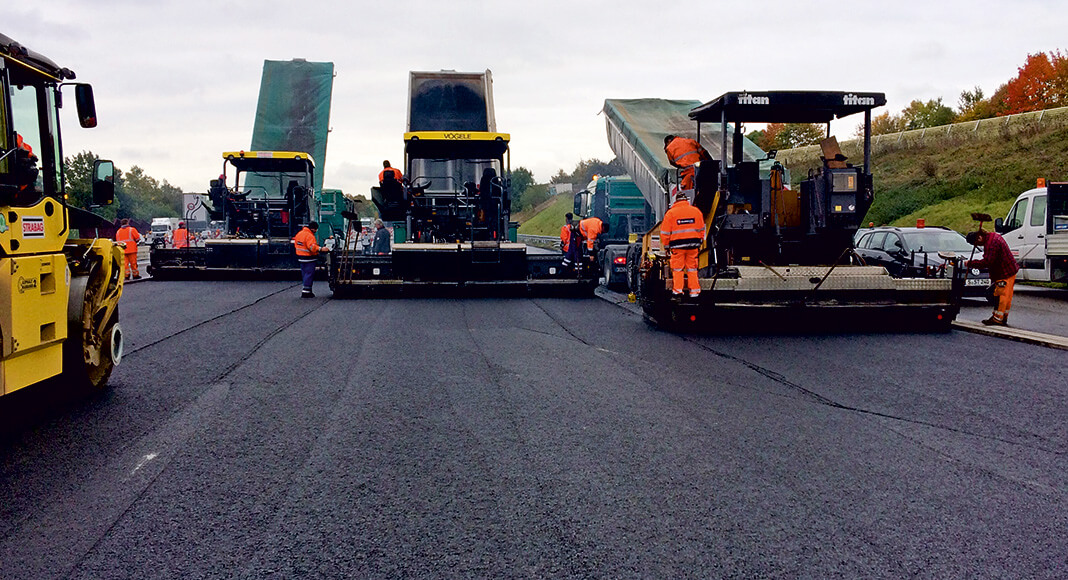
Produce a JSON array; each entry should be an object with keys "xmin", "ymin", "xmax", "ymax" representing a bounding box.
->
[
  {"xmin": 992, "ymin": 276, "xmax": 1015, "ymax": 322},
  {"xmin": 669, "ymin": 248, "xmax": 700, "ymax": 295},
  {"xmin": 124, "ymin": 253, "xmax": 139, "ymax": 278}
]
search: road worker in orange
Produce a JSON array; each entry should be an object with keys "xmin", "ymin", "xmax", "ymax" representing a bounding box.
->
[
  {"xmin": 560, "ymin": 212, "xmax": 574, "ymax": 267},
  {"xmin": 378, "ymin": 160, "xmax": 403, "ymax": 184},
  {"xmin": 966, "ymin": 229, "xmax": 1020, "ymax": 326},
  {"xmin": 172, "ymin": 221, "xmax": 190, "ymax": 249},
  {"xmin": 660, "ymin": 190, "xmax": 706, "ymax": 297},
  {"xmin": 115, "ymin": 218, "xmax": 142, "ymax": 280},
  {"xmin": 293, "ymin": 221, "xmax": 323, "ymax": 298},
  {"xmin": 664, "ymin": 134, "xmax": 711, "ymax": 191},
  {"xmin": 579, "ymin": 216, "xmax": 608, "ymax": 252}
]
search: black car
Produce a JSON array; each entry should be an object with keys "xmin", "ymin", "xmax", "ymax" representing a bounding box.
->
[{"xmin": 854, "ymin": 226, "xmax": 994, "ymax": 300}]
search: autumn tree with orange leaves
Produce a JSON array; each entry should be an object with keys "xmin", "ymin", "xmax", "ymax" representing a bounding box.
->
[{"xmin": 999, "ymin": 51, "xmax": 1068, "ymax": 114}]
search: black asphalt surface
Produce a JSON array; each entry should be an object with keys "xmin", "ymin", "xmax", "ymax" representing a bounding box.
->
[{"xmin": 1, "ymin": 280, "xmax": 1067, "ymax": 578}]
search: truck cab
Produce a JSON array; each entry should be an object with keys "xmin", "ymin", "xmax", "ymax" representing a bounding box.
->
[
  {"xmin": 995, "ymin": 180, "xmax": 1068, "ymax": 283},
  {"xmin": 574, "ymin": 175, "xmax": 652, "ymax": 290}
]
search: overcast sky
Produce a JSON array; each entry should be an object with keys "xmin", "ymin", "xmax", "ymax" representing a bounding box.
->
[{"xmin": 12, "ymin": 1, "xmax": 1068, "ymax": 198}]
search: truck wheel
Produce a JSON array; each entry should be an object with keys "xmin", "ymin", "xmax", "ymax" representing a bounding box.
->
[
  {"xmin": 626, "ymin": 243, "xmax": 641, "ymax": 292},
  {"xmin": 602, "ymin": 261, "xmax": 612, "ymax": 289},
  {"xmin": 64, "ymin": 256, "xmax": 124, "ymax": 391}
]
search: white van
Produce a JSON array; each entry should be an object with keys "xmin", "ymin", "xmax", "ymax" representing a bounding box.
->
[
  {"xmin": 149, "ymin": 217, "xmax": 181, "ymax": 245},
  {"xmin": 995, "ymin": 181, "xmax": 1068, "ymax": 283}
]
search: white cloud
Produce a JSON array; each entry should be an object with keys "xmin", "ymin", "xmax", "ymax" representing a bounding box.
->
[{"xmin": 11, "ymin": 0, "xmax": 1068, "ymax": 200}]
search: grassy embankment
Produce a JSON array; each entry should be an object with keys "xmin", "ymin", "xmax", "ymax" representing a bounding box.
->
[
  {"xmin": 515, "ymin": 187, "xmax": 573, "ymax": 236},
  {"xmin": 780, "ymin": 117, "xmax": 1068, "ymax": 234}
]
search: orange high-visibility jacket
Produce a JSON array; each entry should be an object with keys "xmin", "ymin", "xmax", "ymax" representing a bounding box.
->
[
  {"xmin": 115, "ymin": 225, "xmax": 141, "ymax": 254},
  {"xmin": 15, "ymin": 133, "xmax": 33, "ymax": 156},
  {"xmin": 292, "ymin": 226, "xmax": 321, "ymax": 258},
  {"xmin": 173, "ymin": 227, "xmax": 189, "ymax": 248},
  {"xmin": 579, "ymin": 217, "xmax": 604, "ymax": 250},
  {"xmin": 660, "ymin": 199, "xmax": 706, "ymax": 250},
  {"xmin": 379, "ymin": 167, "xmax": 403, "ymax": 183},
  {"xmin": 665, "ymin": 137, "xmax": 705, "ymax": 170},
  {"xmin": 560, "ymin": 224, "xmax": 571, "ymax": 252}
]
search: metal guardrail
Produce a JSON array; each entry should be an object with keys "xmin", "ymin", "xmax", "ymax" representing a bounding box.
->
[{"xmin": 517, "ymin": 234, "xmax": 559, "ymax": 249}]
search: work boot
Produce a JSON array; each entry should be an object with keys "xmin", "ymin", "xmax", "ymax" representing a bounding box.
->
[
  {"xmin": 981, "ymin": 316, "xmax": 1006, "ymax": 326},
  {"xmin": 133, "ymin": 274, "xmax": 142, "ymax": 279},
  {"xmin": 689, "ymin": 291, "xmax": 700, "ymax": 298},
  {"xmin": 301, "ymin": 290, "xmax": 315, "ymax": 298}
]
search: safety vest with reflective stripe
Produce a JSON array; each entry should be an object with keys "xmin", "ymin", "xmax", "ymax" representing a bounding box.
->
[
  {"xmin": 665, "ymin": 137, "xmax": 704, "ymax": 168},
  {"xmin": 660, "ymin": 199, "xmax": 705, "ymax": 249},
  {"xmin": 560, "ymin": 224, "xmax": 571, "ymax": 252},
  {"xmin": 173, "ymin": 227, "xmax": 189, "ymax": 248},
  {"xmin": 378, "ymin": 167, "xmax": 402, "ymax": 183},
  {"xmin": 115, "ymin": 226, "xmax": 140, "ymax": 254},
  {"xmin": 579, "ymin": 217, "xmax": 604, "ymax": 250},
  {"xmin": 292, "ymin": 226, "xmax": 320, "ymax": 259}
]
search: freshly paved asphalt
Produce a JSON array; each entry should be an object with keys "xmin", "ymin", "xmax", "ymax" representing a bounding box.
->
[{"xmin": 1, "ymin": 280, "xmax": 1066, "ymax": 578}]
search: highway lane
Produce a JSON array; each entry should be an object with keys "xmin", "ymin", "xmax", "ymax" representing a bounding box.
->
[{"xmin": 1, "ymin": 281, "xmax": 1066, "ymax": 578}]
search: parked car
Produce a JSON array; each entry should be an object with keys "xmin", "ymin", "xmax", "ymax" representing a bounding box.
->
[{"xmin": 854, "ymin": 225, "xmax": 994, "ymax": 301}]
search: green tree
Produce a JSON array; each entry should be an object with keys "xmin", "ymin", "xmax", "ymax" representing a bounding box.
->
[
  {"xmin": 64, "ymin": 150, "xmax": 118, "ymax": 219},
  {"xmin": 865, "ymin": 111, "xmax": 907, "ymax": 137},
  {"xmin": 509, "ymin": 166, "xmax": 535, "ymax": 211},
  {"xmin": 776, "ymin": 123, "xmax": 824, "ymax": 149},
  {"xmin": 117, "ymin": 165, "xmax": 181, "ymax": 220},
  {"xmin": 901, "ymin": 98, "xmax": 957, "ymax": 130},
  {"xmin": 956, "ymin": 86, "xmax": 994, "ymax": 122}
]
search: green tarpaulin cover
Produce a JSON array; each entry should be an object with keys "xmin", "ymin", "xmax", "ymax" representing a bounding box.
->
[
  {"xmin": 251, "ymin": 59, "xmax": 335, "ymax": 195},
  {"xmin": 603, "ymin": 98, "xmax": 764, "ymax": 220}
]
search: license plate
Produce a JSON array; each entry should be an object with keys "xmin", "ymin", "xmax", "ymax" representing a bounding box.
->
[{"xmin": 965, "ymin": 279, "xmax": 990, "ymax": 287}]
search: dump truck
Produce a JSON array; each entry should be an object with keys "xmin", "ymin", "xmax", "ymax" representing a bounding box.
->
[
  {"xmin": 573, "ymin": 175, "xmax": 652, "ymax": 290},
  {"xmin": 609, "ymin": 92, "xmax": 963, "ymax": 331},
  {"xmin": 149, "ymin": 151, "xmax": 320, "ymax": 277},
  {"xmin": 329, "ymin": 70, "xmax": 597, "ymax": 295},
  {"xmin": 1, "ymin": 32, "xmax": 125, "ymax": 394}
]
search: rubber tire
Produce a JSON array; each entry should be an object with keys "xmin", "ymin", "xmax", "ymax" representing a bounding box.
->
[{"xmin": 63, "ymin": 312, "xmax": 119, "ymax": 391}]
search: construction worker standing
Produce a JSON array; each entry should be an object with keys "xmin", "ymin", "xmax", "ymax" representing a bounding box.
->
[
  {"xmin": 966, "ymin": 229, "xmax": 1020, "ymax": 326},
  {"xmin": 172, "ymin": 221, "xmax": 190, "ymax": 249},
  {"xmin": 293, "ymin": 221, "xmax": 323, "ymax": 298},
  {"xmin": 379, "ymin": 160, "xmax": 403, "ymax": 184},
  {"xmin": 115, "ymin": 219, "xmax": 142, "ymax": 280},
  {"xmin": 371, "ymin": 219, "xmax": 391, "ymax": 255},
  {"xmin": 560, "ymin": 212, "xmax": 574, "ymax": 267},
  {"xmin": 664, "ymin": 134, "xmax": 711, "ymax": 192},
  {"xmin": 660, "ymin": 191, "xmax": 706, "ymax": 297}
]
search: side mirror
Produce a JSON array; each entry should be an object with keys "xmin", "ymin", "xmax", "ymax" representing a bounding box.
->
[
  {"xmin": 75, "ymin": 84, "xmax": 98, "ymax": 129},
  {"xmin": 994, "ymin": 217, "xmax": 1005, "ymax": 233},
  {"xmin": 92, "ymin": 159, "xmax": 115, "ymax": 205}
]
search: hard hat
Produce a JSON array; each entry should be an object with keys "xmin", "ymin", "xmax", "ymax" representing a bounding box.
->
[{"xmin": 178, "ymin": 221, "xmax": 185, "ymax": 227}]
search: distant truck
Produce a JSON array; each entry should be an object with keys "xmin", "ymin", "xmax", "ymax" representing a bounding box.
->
[
  {"xmin": 573, "ymin": 175, "xmax": 652, "ymax": 290},
  {"xmin": 149, "ymin": 217, "xmax": 181, "ymax": 245},
  {"xmin": 996, "ymin": 180, "xmax": 1068, "ymax": 283}
]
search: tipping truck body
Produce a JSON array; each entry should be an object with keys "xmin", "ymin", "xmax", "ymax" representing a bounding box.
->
[
  {"xmin": 0, "ymin": 32, "xmax": 125, "ymax": 395},
  {"xmin": 995, "ymin": 180, "xmax": 1068, "ymax": 283},
  {"xmin": 615, "ymin": 91, "xmax": 963, "ymax": 332},
  {"xmin": 329, "ymin": 70, "xmax": 597, "ymax": 295}
]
